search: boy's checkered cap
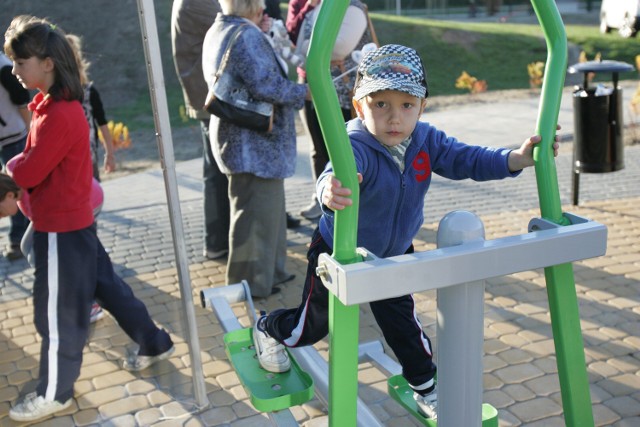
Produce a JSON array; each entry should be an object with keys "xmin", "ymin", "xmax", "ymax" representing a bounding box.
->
[{"xmin": 354, "ymin": 44, "xmax": 428, "ymax": 100}]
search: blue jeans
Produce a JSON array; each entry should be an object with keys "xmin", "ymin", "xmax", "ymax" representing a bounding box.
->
[
  {"xmin": 1, "ymin": 138, "xmax": 29, "ymax": 245},
  {"xmin": 201, "ymin": 120, "xmax": 230, "ymax": 253}
]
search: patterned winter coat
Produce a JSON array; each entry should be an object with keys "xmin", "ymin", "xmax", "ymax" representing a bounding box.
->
[{"xmin": 203, "ymin": 14, "xmax": 307, "ymax": 179}]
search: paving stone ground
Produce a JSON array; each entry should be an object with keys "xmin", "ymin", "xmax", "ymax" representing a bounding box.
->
[{"xmin": 1, "ymin": 85, "xmax": 639, "ymax": 426}]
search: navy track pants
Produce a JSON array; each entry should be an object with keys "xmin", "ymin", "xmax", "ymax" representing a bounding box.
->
[
  {"xmin": 265, "ymin": 228, "xmax": 437, "ymax": 389},
  {"xmin": 32, "ymin": 225, "xmax": 173, "ymax": 402}
]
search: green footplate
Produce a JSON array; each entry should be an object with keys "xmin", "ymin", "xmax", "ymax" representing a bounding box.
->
[
  {"xmin": 387, "ymin": 375, "xmax": 498, "ymax": 427},
  {"xmin": 223, "ymin": 328, "xmax": 314, "ymax": 412}
]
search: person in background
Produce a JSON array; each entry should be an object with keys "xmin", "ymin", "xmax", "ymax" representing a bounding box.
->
[
  {"xmin": 66, "ymin": 33, "xmax": 116, "ymax": 322},
  {"xmin": 253, "ymin": 44, "xmax": 560, "ymax": 420},
  {"xmin": 285, "ymin": 0, "xmax": 319, "ymax": 43},
  {"xmin": 0, "ymin": 173, "xmax": 23, "ymax": 221},
  {"xmin": 171, "ymin": 0, "xmax": 298, "ymax": 257},
  {"xmin": 65, "ymin": 34, "xmax": 116, "ymax": 181},
  {"xmin": 0, "ymin": 51, "xmax": 30, "ymax": 260},
  {"xmin": 5, "ymin": 16, "xmax": 174, "ymax": 422},
  {"xmin": 286, "ymin": 0, "xmax": 374, "ymax": 221},
  {"xmin": 264, "ymin": 0, "xmax": 283, "ymax": 20},
  {"xmin": 263, "ymin": 0, "xmax": 302, "ymax": 229},
  {"xmin": 202, "ymin": 0, "xmax": 309, "ymax": 298},
  {"xmin": 171, "ymin": 0, "xmax": 231, "ymax": 260}
]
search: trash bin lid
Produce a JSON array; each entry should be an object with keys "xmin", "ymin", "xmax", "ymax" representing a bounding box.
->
[{"xmin": 568, "ymin": 60, "xmax": 635, "ymax": 75}]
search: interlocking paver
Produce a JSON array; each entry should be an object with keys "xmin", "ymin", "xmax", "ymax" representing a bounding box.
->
[
  {"xmin": 1, "ymin": 79, "xmax": 639, "ymax": 426},
  {"xmin": 98, "ymin": 395, "xmax": 150, "ymax": 419},
  {"xmin": 509, "ymin": 396, "xmax": 563, "ymax": 422}
]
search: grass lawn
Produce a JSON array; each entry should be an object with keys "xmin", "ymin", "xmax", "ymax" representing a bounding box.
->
[
  {"xmin": 112, "ymin": 11, "xmax": 639, "ymax": 130},
  {"xmin": 369, "ymin": 13, "xmax": 639, "ymax": 97}
]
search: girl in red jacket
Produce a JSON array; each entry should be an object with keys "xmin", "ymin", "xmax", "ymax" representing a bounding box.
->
[{"xmin": 4, "ymin": 15, "xmax": 174, "ymax": 423}]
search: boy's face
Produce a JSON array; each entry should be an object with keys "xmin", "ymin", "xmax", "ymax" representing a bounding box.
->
[
  {"xmin": 12, "ymin": 56, "xmax": 54, "ymax": 92},
  {"xmin": 0, "ymin": 192, "xmax": 19, "ymax": 219},
  {"xmin": 353, "ymin": 90, "xmax": 427, "ymax": 147}
]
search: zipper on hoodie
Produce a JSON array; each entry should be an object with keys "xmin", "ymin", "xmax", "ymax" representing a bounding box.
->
[{"xmin": 385, "ymin": 171, "xmax": 406, "ymax": 255}]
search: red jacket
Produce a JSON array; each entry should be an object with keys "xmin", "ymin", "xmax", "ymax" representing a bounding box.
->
[{"xmin": 12, "ymin": 92, "xmax": 94, "ymax": 232}]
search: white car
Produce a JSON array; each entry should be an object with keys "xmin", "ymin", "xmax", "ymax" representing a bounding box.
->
[{"xmin": 600, "ymin": 0, "xmax": 640, "ymax": 38}]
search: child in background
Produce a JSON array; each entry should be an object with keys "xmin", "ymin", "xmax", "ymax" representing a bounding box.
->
[
  {"xmin": 4, "ymin": 15, "xmax": 174, "ymax": 423},
  {"xmin": 253, "ymin": 44, "xmax": 560, "ymax": 420},
  {"xmin": 0, "ymin": 51, "xmax": 30, "ymax": 260},
  {"xmin": 65, "ymin": 33, "xmax": 116, "ymax": 180},
  {"xmin": 0, "ymin": 172, "xmax": 22, "ymax": 219},
  {"xmin": 66, "ymin": 33, "xmax": 114, "ymax": 322}
]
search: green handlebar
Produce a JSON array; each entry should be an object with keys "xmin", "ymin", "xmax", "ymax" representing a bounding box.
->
[
  {"xmin": 306, "ymin": 2, "xmax": 362, "ymax": 426},
  {"xmin": 306, "ymin": 0, "xmax": 362, "ymax": 265},
  {"xmin": 530, "ymin": 0, "xmax": 570, "ymax": 225},
  {"xmin": 531, "ymin": 2, "xmax": 595, "ymax": 426}
]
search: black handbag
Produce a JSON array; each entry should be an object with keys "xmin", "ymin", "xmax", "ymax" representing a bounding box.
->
[{"xmin": 204, "ymin": 24, "xmax": 274, "ymax": 132}]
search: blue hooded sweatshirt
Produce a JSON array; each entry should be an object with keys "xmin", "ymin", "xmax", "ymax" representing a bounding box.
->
[{"xmin": 317, "ymin": 118, "xmax": 520, "ymax": 258}]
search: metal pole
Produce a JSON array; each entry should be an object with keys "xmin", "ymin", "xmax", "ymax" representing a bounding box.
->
[
  {"xmin": 436, "ymin": 211, "xmax": 485, "ymax": 427},
  {"xmin": 136, "ymin": 0, "xmax": 209, "ymax": 409}
]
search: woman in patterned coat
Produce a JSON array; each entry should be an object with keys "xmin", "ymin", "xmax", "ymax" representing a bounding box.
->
[{"xmin": 203, "ymin": 0, "xmax": 309, "ymax": 298}]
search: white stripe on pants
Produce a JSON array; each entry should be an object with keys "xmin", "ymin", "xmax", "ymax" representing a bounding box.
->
[{"xmin": 45, "ymin": 233, "xmax": 59, "ymax": 401}]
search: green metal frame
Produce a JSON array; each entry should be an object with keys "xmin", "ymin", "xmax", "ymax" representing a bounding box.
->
[
  {"xmin": 530, "ymin": 1, "xmax": 595, "ymax": 426},
  {"xmin": 387, "ymin": 375, "xmax": 499, "ymax": 427},
  {"xmin": 223, "ymin": 328, "xmax": 314, "ymax": 412},
  {"xmin": 306, "ymin": 2, "xmax": 361, "ymax": 426},
  {"xmin": 305, "ymin": 1, "xmax": 595, "ymax": 426}
]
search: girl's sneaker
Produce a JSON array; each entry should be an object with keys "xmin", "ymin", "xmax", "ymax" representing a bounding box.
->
[
  {"xmin": 123, "ymin": 345, "xmax": 175, "ymax": 371},
  {"xmin": 9, "ymin": 392, "xmax": 72, "ymax": 422},
  {"xmin": 90, "ymin": 303, "xmax": 104, "ymax": 323}
]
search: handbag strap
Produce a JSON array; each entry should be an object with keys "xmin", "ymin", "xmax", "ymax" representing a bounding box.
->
[
  {"xmin": 363, "ymin": 4, "xmax": 380, "ymax": 47},
  {"xmin": 215, "ymin": 24, "xmax": 249, "ymax": 79}
]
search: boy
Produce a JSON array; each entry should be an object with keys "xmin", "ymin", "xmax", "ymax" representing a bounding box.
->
[{"xmin": 253, "ymin": 44, "xmax": 558, "ymax": 419}]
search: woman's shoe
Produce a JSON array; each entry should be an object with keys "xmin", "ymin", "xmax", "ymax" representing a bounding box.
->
[
  {"xmin": 300, "ymin": 199, "xmax": 322, "ymax": 220},
  {"xmin": 286, "ymin": 212, "xmax": 301, "ymax": 229}
]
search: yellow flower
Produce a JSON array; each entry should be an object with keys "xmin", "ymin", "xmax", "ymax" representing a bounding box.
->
[
  {"xmin": 472, "ymin": 79, "xmax": 488, "ymax": 94},
  {"xmin": 101, "ymin": 120, "xmax": 133, "ymax": 150},
  {"xmin": 579, "ymin": 52, "xmax": 603, "ymax": 84},
  {"xmin": 120, "ymin": 125, "xmax": 131, "ymax": 149},
  {"xmin": 579, "ymin": 51, "xmax": 602, "ymax": 63},
  {"xmin": 527, "ymin": 61, "xmax": 545, "ymax": 88},
  {"xmin": 631, "ymin": 82, "xmax": 640, "ymax": 114},
  {"xmin": 579, "ymin": 51, "xmax": 587, "ymax": 63},
  {"xmin": 455, "ymin": 71, "xmax": 477, "ymax": 91},
  {"xmin": 456, "ymin": 71, "xmax": 486, "ymax": 94}
]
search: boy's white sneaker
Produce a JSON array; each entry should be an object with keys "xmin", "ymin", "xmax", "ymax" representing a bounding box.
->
[
  {"xmin": 414, "ymin": 389, "xmax": 438, "ymax": 419},
  {"xmin": 9, "ymin": 392, "xmax": 72, "ymax": 422},
  {"xmin": 253, "ymin": 315, "xmax": 291, "ymax": 373}
]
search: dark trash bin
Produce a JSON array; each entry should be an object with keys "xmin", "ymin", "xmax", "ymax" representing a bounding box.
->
[{"xmin": 567, "ymin": 60, "xmax": 635, "ymax": 205}]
